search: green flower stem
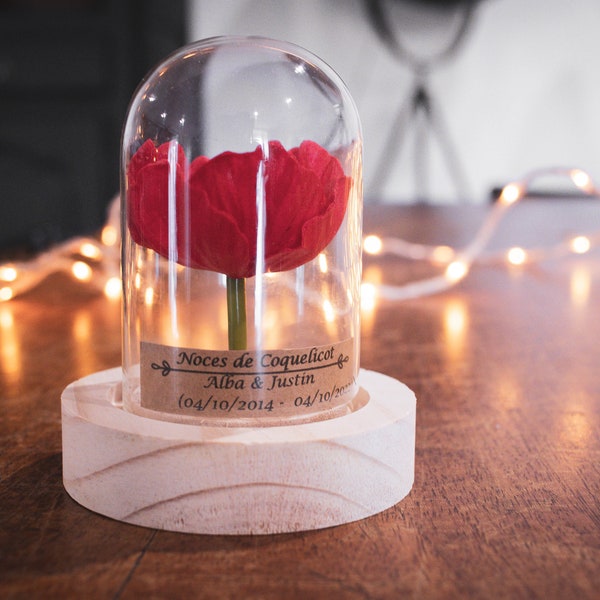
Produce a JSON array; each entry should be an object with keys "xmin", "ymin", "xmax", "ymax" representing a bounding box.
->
[{"xmin": 226, "ymin": 276, "xmax": 247, "ymax": 350}]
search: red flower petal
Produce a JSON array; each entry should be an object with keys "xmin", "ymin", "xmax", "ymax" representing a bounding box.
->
[
  {"xmin": 184, "ymin": 147, "xmax": 262, "ymax": 277},
  {"xmin": 127, "ymin": 140, "xmax": 188, "ymax": 260},
  {"xmin": 263, "ymin": 140, "xmax": 350, "ymax": 272},
  {"xmin": 127, "ymin": 139, "xmax": 351, "ymax": 278}
]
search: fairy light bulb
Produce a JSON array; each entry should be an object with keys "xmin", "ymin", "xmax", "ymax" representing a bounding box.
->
[
  {"xmin": 363, "ymin": 235, "xmax": 383, "ymax": 255},
  {"xmin": 507, "ymin": 247, "xmax": 527, "ymax": 265},
  {"xmin": 431, "ymin": 245, "xmax": 454, "ymax": 264},
  {"xmin": 101, "ymin": 224, "xmax": 119, "ymax": 246},
  {"xmin": 570, "ymin": 169, "xmax": 593, "ymax": 192},
  {"xmin": 570, "ymin": 236, "xmax": 591, "ymax": 254},
  {"xmin": 445, "ymin": 260, "xmax": 469, "ymax": 283},
  {"xmin": 0, "ymin": 287, "xmax": 13, "ymax": 302},
  {"xmin": 104, "ymin": 277, "xmax": 122, "ymax": 300},
  {"xmin": 499, "ymin": 183, "xmax": 521, "ymax": 205},
  {"xmin": 72, "ymin": 261, "xmax": 93, "ymax": 282},
  {"xmin": 0, "ymin": 266, "xmax": 17, "ymax": 282},
  {"xmin": 79, "ymin": 242, "xmax": 102, "ymax": 260}
]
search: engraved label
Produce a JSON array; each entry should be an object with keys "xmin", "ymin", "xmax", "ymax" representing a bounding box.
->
[{"xmin": 140, "ymin": 338, "xmax": 357, "ymax": 421}]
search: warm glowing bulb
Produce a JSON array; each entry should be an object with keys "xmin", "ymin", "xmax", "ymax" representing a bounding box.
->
[
  {"xmin": 79, "ymin": 242, "xmax": 102, "ymax": 260},
  {"xmin": 144, "ymin": 287, "xmax": 155, "ymax": 306},
  {"xmin": 101, "ymin": 225, "xmax": 118, "ymax": 246},
  {"xmin": 318, "ymin": 253, "xmax": 328, "ymax": 273},
  {"xmin": 431, "ymin": 245, "xmax": 455, "ymax": 264},
  {"xmin": 570, "ymin": 236, "xmax": 591, "ymax": 254},
  {"xmin": 323, "ymin": 299, "xmax": 335, "ymax": 322},
  {"xmin": 104, "ymin": 277, "xmax": 122, "ymax": 299},
  {"xmin": 570, "ymin": 169, "xmax": 592, "ymax": 191},
  {"xmin": 72, "ymin": 261, "xmax": 93, "ymax": 281},
  {"xmin": 507, "ymin": 247, "xmax": 527, "ymax": 265},
  {"xmin": 363, "ymin": 235, "xmax": 383, "ymax": 255},
  {"xmin": 499, "ymin": 183, "xmax": 521, "ymax": 205},
  {"xmin": 0, "ymin": 266, "xmax": 18, "ymax": 282},
  {"xmin": 445, "ymin": 260, "xmax": 469, "ymax": 283},
  {"xmin": 0, "ymin": 287, "xmax": 13, "ymax": 301}
]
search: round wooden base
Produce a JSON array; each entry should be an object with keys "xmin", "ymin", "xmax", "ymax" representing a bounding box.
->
[{"xmin": 61, "ymin": 368, "xmax": 416, "ymax": 535}]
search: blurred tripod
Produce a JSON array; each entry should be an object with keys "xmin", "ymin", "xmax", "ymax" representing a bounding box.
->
[{"xmin": 365, "ymin": 0, "xmax": 479, "ymax": 202}]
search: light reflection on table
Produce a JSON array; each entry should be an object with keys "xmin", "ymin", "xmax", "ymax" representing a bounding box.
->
[{"xmin": 0, "ymin": 304, "xmax": 20, "ymax": 389}]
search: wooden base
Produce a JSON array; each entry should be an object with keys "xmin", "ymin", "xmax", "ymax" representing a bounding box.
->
[{"xmin": 61, "ymin": 368, "xmax": 416, "ymax": 535}]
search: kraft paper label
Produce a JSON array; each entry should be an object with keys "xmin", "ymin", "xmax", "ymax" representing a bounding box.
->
[{"xmin": 140, "ymin": 338, "xmax": 357, "ymax": 420}]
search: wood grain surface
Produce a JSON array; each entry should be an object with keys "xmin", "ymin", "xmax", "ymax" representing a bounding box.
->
[{"xmin": 1, "ymin": 202, "xmax": 599, "ymax": 599}]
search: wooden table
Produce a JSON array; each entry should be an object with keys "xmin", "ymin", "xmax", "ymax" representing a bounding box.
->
[{"xmin": 1, "ymin": 201, "xmax": 599, "ymax": 599}]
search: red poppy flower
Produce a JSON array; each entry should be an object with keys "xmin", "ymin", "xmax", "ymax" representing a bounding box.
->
[{"xmin": 127, "ymin": 139, "xmax": 351, "ymax": 279}]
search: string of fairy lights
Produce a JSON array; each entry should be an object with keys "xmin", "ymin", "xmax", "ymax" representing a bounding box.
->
[
  {"xmin": 0, "ymin": 195, "xmax": 122, "ymax": 302},
  {"xmin": 0, "ymin": 167, "xmax": 597, "ymax": 304},
  {"xmin": 362, "ymin": 167, "xmax": 599, "ymax": 302}
]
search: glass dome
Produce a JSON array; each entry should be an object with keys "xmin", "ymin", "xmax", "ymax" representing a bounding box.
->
[{"xmin": 121, "ymin": 36, "xmax": 363, "ymax": 425}]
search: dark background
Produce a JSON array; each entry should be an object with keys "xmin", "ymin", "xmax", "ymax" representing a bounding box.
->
[{"xmin": 0, "ymin": 0, "xmax": 186, "ymax": 253}]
